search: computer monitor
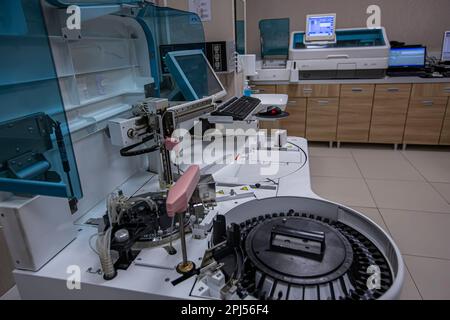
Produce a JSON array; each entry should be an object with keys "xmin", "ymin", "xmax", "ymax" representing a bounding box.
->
[
  {"xmin": 305, "ymin": 13, "xmax": 336, "ymax": 44},
  {"xmin": 165, "ymin": 50, "xmax": 226, "ymax": 101},
  {"xmin": 442, "ymin": 31, "xmax": 450, "ymax": 62},
  {"xmin": 388, "ymin": 46, "xmax": 426, "ymax": 69}
]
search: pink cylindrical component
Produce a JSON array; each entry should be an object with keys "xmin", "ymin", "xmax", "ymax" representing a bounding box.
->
[
  {"xmin": 166, "ymin": 165, "xmax": 200, "ymax": 217},
  {"xmin": 165, "ymin": 137, "xmax": 180, "ymax": 151}
]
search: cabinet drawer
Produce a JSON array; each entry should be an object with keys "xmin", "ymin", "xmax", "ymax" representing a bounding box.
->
[
  {"xmin": 369, "ymin": 85, "xmax": 411, "ymax": 144},
  {"xmin": 340, "ymin": 84, "xmax": 375, "ymax": 98},
  {"xmin": 441, "ymin": 104, "xmax": 450, "ymax": 145},
  {"xmin": 411, "ymin": 83, "xmax": 450, "ymax": 98},
  {"xmin": 249, "ymin": 84, "xmax": 276, "ymax": 94},
  {"xmin": 374, "ymin": 84, "xmax": 412, "ymax": 99},
  {"xmin": 277, "ymin": 84, "xmax": 340, "ymax": 98},
  {"xmin": 437, "ymin": 83, "xmax": 450, "ymax": 97},
  {"xmin": 306, "ymin": 98, "xmax": 339, "ymax": 141},
  {"xmin": 279, "ymin": 99, "xmax": 307, "ymax": 137},
  {"xmin": 337, "ymin": 97, "xmax": 374, "ymax": 142},
  {"xmin": 404, "ymin": 98, "xmax": 447, "ymax": 145}
]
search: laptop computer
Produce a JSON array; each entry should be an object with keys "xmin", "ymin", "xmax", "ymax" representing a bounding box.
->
[{"xmin": 387, "ymin": 45, "xmax": 427, "ymax": 77}]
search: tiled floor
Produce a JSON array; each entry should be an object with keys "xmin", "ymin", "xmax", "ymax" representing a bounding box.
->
[{"xmin": 310, "ymin": 143, "xmax": 450, "ymax": 300}]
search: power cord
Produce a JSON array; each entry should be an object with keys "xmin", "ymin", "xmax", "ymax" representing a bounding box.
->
[{"xmin": 120, "ymin": 134, "xmax": 159, "ymax": 157}]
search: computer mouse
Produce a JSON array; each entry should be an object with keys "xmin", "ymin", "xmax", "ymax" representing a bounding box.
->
[{"xmin": 266, "ymin": 106, "xmax": 282, "ymax": 116}]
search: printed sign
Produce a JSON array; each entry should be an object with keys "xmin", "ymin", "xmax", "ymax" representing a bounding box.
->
[{"xmin": 189, "ymin": 0, "xmax": 212, "ymax": 22}]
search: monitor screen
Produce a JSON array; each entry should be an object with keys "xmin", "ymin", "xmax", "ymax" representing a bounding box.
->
[
  {"xmin": 389, "ymin": 47, "xmax": 426, "ymax": 68},
  {"xmin": 305, "ymin": 14, "xmax": 336, "ymax": 42},
  {"xmin": 442, "ymin": 31, "xmax": 450, "ymax": 62},
  {"xmin": 166, "ymin": 50, "xmax": 226, "ymax": 101}
]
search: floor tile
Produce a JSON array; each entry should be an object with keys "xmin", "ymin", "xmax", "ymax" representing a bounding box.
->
[
  {"xmin": 311, "ymin": 177, "xmax": 376, "ymax": 208},
  {"xmin": 431, "ymin": 183, "xmax": 450, "ymax": 204},
  {"xmin": 404, "ymin": 255, "xmax": 450, "ymax": 300},
  {"xmin": 352, "ymin": 150, "xmax": 424, "ymax": 181},
  {"xmin": 0, "ymin": 286, "xmax": 20, "ymax": 300},
  {"xmin": 351, "ymin": 207, "xmax": 389, "ymax": 234},
  {"xmin": 308, "ymin": 146, "xmax": 353, "ymax": 158},
  {"xmin": 402, "ymin": 151, "xmax": 450, "ymax": 183},
  {"xmin": 399, "ymin": 265, "xmax": 422, "ymax": 300},
  {"xmin": 366, "ymin": 180, "xmax": 450, "ymax": 213},
  {"xmin": 380, "ymin": 209, "xmax": 450, "ymax": 259},
  {"xmin": 310, "ymin": 156, "xmax": 362, "ymax": 178}
]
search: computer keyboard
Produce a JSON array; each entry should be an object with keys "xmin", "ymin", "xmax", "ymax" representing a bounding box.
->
[{"xmin": 211, "ymin": 96, "xmax": 261, "ymax": 121}]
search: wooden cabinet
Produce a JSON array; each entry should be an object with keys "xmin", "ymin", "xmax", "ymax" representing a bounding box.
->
[
  {"xmin": 306, "ymin": 98, "xmax": 339, "ymax": 141},
  {"xmin": 253, "ymin": 81, "xmax": 450, "ymax": 146},
  {"xmin": 277, "ymin": 84, "xmax": 340, "ymax": 98},
  {"xmin": 259, "ymin": 99, "xmax": 307, "ymax": 137},
  {"xmin": 279, "ymin": 99, "xmax": 307, "ymax": 137},
  {"xmin": 404, "ymin": 98, "xmax": 448, "ymax": 145},
  {"xmin": 440, "ymin": 102, "xmax": 450, "ymax": 145},
  {"xmin": 369, "ymin": 84, "xmax": 412, "ymax": 144},
  {"xmin": 337, "ymin": 85, "xmax": 375, "ymax": 142},
  {"xmin": 249, "ymin": 84, "xmax": 276, "ymax": 94},
  {"xmin": 435, "ymin": 83, "xmax": 450, "ymax": 97},
  {"xmin": 275, "ymin": 84, "xmax": 340, "ymax": 141},
  {"xmin": 411, "ymin": 83, "xmax": 450, "ymax": 98}
]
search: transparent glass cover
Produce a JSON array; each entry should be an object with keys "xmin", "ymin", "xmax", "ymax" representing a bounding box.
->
[
  {"xmin": 293, "ymin": 29, "xmax": 386, "ymax": 49},
  {"xmin": 0, "ymin": 0, "xmax": 82, "ymax": 199},
  {"xmin": 136, "ymin": 4, "xmax": 206, "ymax": 100},
  {"xmin": 259, "ymin": 18, "xmax": 290, "ymax": 59}
]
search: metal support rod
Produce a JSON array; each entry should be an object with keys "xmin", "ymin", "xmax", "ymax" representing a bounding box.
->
[{"xmin": 179, "ymin": 212, "xmax": 188, "ymax": 265}]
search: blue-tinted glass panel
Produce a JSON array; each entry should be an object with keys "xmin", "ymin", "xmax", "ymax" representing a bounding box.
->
[
  {"xmin": 0, "ymin": 0, "xmax": 82, "ymax": 199},
  {"xmin": 259, "ymin": 18, "xmax": 290, "ymax": 58},
  {"xmin": 293, "ymin": 29, "xmax": 386, "ymax": 49},
  {"xmin": 236, "ymin": 20, "xmax": 245, "ymax": 54},
  {"xmin": 136, "ymin": 4, "xmax": 205, "ymax": 100},
  {"xmin": 47, "ymin": 0, "xmax": 141, "ymax": 6}
]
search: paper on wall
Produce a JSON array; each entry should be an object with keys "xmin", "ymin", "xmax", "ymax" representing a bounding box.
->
[{"xmin": 188, "ymin": 0, "xmax": 212, "ymax": 22}]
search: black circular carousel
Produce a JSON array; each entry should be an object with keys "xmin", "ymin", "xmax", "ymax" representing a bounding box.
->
[{"xmin": 210, "ymin": 209, "xmax": 395, "ymax": 300}]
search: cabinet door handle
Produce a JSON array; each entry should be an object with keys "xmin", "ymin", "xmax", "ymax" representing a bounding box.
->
[
  {"xmin": 317, "ymin": 100, "xmax": 329, "ymax": 105},
  {"xmin": 303, "ymin": 88, "xmax": 313, "ymax": 92},
  {"xmin": 351, "ymin": 88, "xmax": 364, "ymax": 92},
  {"xmin": 444, "ymin": 87, "xmax": 450, "ymax": 93},
  {"xmin": 387, "ymin": 88, "xmax": 400, "ymax": 92},
  {"xmin": 288, "ymin": 101, "xmax": 297, "ymax": 105},
  {"xmin": 422, "ymin": 100, "xmax": 434, "ymax": 106}
]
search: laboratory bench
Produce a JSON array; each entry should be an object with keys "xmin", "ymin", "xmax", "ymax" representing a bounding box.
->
[{"xmin": 251, "ymin": 77, "xmax": 450, "ymax": 148}]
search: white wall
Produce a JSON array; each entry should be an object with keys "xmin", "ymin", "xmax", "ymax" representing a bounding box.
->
[
  {"xmin": 246, "ymin": 0, "xmax": 450, "ymax": 57},
  {"xmin": 165, "ymin": 0, "xmax": 235, "ymax": 42}
]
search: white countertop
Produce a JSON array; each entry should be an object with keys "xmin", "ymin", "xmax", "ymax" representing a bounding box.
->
[{"xmin": 252, "ymin": 76, "xmax": 450, "ymax": 85}]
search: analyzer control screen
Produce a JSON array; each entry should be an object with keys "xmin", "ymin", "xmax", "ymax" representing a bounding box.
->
[
  {"xmin": 307, "ymin": 15, "xmax": 336, "ymax": 38},
  {"xmin": 174, "ymin": 54, "xmax": 224, "ymax": 99}
]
